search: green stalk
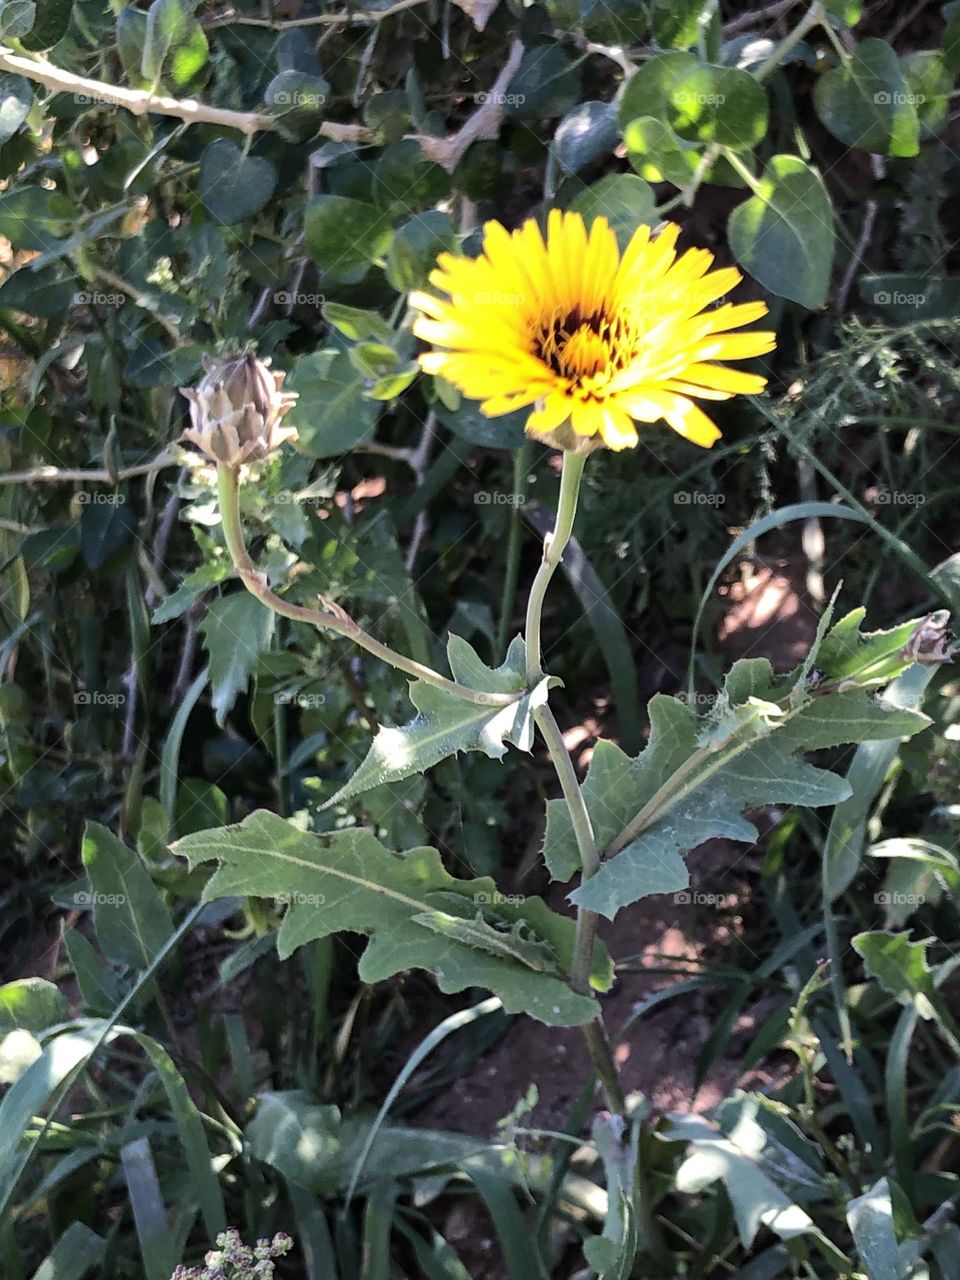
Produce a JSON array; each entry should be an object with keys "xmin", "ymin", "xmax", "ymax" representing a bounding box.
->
[
  {"xmin": 524, "ymin": 455, "xmax": 625, "ymax": 1116},
  {"xmin": 215, "ymin": 463, "xmax": 516, "ymax": 708},
  {"xmin": 524, "ymin": 450, "xmax": 586, "ymax": 684},
  {"xmin": 496, "ymin": 439, "xmax": 533, "ymax": 662}
]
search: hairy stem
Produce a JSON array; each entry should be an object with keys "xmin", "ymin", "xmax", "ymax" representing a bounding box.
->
[
  {"xmin": 526, "ymin": 456, "xmax": 625, "ymax": 1117},
  {"xmin": 496, "ymin": 439, "xmax": 533, "ymax": 662},
  {"xmin": 524, "ymin": 450, "xmax": 586, "ymax": 684},
  {"xmin": 216, "ymin": 463, "xmax": 516, "ymax": 708}
]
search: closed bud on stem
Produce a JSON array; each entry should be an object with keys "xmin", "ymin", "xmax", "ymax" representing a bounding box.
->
[{"xmin": 180, "ymin": 352, "xmax": 298, "ymax": 467}]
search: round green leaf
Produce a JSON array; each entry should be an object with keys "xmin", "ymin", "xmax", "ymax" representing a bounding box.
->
[
  {"xmin": 580, "ymin": 0, "xmax": 646, "ymax": 45},
  {"xmin": 552, "ymin": 99, "xmax": 619, "ymax": 176},
  {"xmin": 264, "ymin": 70, "xmax": 330, "ymax": 139},
  {"xmin": 199, "ymin": 140, "xmax": 277, "ymax": 226},
  {"xmin": 141, "ymin": 0, "xmax": 209, "ymax": 93},
  {"xmin": 651, "ymin": 0, "xmax": 704, "ymax": 47},
  {"xmin": 372, "ymin": 140, "xmax": 450, "ymax": 216},
  {"xmin": 304, "ymin": 195, "xmax": 393, "ymax": 285},
  {"xmin": 727, "ymin": 154, "xmax": 835, "ymax": 309},
  {"xmin": 386, "ymin": 210, "xmax": 457, "ymax": 292},
  {"xmin": 0, "ymin": 186, "xmax": 76, "ymax": 251},
  {"xmin": 900, "ymin": 51, "xmax": 951, "ymax": 138},
  {"xmin": 0, "ymin": 0, "xmax": 34, "ymax": 43},
  {"xmin": 286, "ymin": 350, "xmax": 379, "ymax": 456},
  {"xmin": 18, "ymin": 0, "xmax": 67, "ymax": 49},
  {"xmin": 434, "ymin": 399, "xmax": 527, "ymax": 450},
  {"xmin": 620, "ymin": 53, "xmax": 768, "ymax": 152},
  {"xmin": 813, "ymin": 37, "xmax": 919, "ymax": 157},
  {"xmin": 505, "ymin": 45, "xmax": 582, "ymax": 119},
  {"xmin": 569, "ymin": 173, "xmax": 657, "ymax": 247},
  {"xmin": 624, "ymin": 115, "xmax": 702, "ymax": 186}
]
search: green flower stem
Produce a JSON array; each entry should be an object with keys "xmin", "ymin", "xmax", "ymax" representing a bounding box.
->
[
  {"xmin": 526, "ymin": 456, "xmax": 625, "ymax": 1117},
  {"xmin": 216, "ymin": 463, "xmax": 516, "ymax": 709},
  {"xmin": 524, "ymin": 450, "xmax": 586, "ymax": 685},
  {"xmin": 496, "ymin": 438, "xmax": 533, "ymax": 663}
]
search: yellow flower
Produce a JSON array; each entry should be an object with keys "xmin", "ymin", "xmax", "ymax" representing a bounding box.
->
[{"xmin": 410, "ymin": 210, "xmax": 776, "ymax": 452}]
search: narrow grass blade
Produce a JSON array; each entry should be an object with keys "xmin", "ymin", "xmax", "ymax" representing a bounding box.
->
[
  {"xmin": 345, "ymin": 996, "xmax": 501, "ymax": 1204},
  {"xmin": 29, "ymin": 1221, "xmax": 104, "ymax": 1280},
  {"xmin": 524, "ymin": 504, "xmax": 642, "ymax": 753},
  {"xmin": 462, "ymin": 1163, "xmax": 548, "ymax": 1280},
  {"xmin": 121, "ymin": 1137, "xmax": 176, "ymax": 1280}
]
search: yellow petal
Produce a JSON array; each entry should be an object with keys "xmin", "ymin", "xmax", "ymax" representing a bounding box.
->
[
  {"xmin": 525, "ymin": 392, "xmax": 571, "ymax": 438},
  {"xmin": 571, "ymin": 398, "xmax": 602, "ymax": 438},
  {"xmin": 599, "ymin": 405, "xmax": 638, "ymax": 450},
  {"xmin": 673, "ymin": 363, "xmax": 768, "ymax": 394}
]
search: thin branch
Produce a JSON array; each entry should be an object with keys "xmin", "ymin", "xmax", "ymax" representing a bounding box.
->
[
  {"xmin": 722, "ymin": 0, "xmax": 799, "ymax": 35},
  {"xmin": 0, "ymin": 45, "xmax": 371, "ymax": 140},
  {"xmin": 412, "ymin": 39, "xmax": 525, "ymax": 172},
  {"xmin": 0, "ymin": 451, "xmax": 178, "ymax": 486},
  {"xmin": 203, "ymin": 0, "xmax": 428, "ymax": 29}
]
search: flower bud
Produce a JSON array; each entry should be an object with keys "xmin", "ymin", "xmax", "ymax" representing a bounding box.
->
[{"xmin": 180, "ymin": 352, "xmax": 298, "ymax": 467}]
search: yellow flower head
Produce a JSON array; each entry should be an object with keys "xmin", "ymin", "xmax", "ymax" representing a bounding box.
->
[{"xmin": 411, "ymin": 210, "xmax": 776, "ymax": 453}]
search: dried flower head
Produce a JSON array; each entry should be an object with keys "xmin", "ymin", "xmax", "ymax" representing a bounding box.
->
[{"xmin": 181, "ymin": 352, "xmax": 298, "ymax": 467}]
